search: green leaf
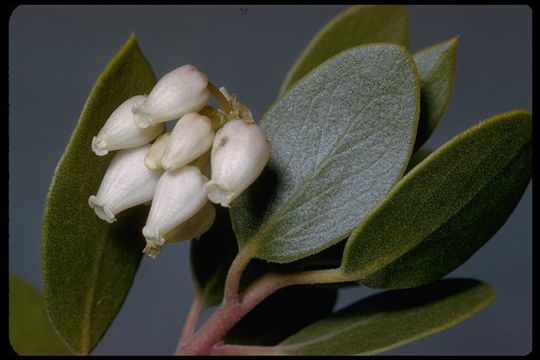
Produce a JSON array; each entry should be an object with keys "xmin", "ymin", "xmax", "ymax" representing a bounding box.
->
[
  {"xmin": 279, "ymin": 5, "xmax": 409, "ymax": 96},
  {"xmin": 225, "ymin": 285, "xmax": 337, "ymax": 346},
  {"xmin": 231, "ymin": 44, "xmax": 420, "ymax": 263},
  {"xmin": 342, "ymin": 110, "xmax": 532, "ymax": 288},
  {"xmin": 277, "ymin": 279, "xmax": 494, "ymax": 355},
  {"xmin": 41, "ymin": 34, "xmax": 156, "ymax": 354},
  {"xmin": 9, "ymin": 275, "xmax": 71, "ymax": 355},
  {"xmin": 413, "ymin": 37, "xmax": 458, "ymax": 149}
]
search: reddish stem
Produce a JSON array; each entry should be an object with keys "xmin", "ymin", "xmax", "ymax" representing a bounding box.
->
[
  {"xmin": 175, "ymin": 268, "xmax": 345, "ymax": 355},
  {"xmin": 177, "ymin": 290, "xmax": 204, "ymax": 349}
]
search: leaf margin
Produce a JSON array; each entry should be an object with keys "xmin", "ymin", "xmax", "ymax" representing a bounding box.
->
[
  {"xmin": 279, "ymin": 5, "xmax": 410, "ymax": 96},
  {"xmin": 340, "ymin": 109, "xmax": 532, "ymax": 283},
  {"xmin": 276, "ymin": 278, "xmax": 495, "ymax": 355},
  {"xmin": 232, "ymin": 42, "xmax": 421, "ymax": 265}
]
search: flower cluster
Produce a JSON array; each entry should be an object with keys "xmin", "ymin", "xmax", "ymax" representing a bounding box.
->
[{"xmin": 88, "ymin": 65, "xmax": 271, "ymax": 258}]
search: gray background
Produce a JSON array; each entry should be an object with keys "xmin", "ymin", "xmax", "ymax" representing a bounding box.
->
[{"xmin": 9, "ymin": 5, "xmax": 532, "ymax": 355}]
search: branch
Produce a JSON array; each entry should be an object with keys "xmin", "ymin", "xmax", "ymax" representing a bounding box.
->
[
  {"xmin": 175, "ymin": 266, "xmax": 348, "ymax": 355},
  {"xmin": 177, "ymin": 290, "xmax": 204, "ymax": 346}
]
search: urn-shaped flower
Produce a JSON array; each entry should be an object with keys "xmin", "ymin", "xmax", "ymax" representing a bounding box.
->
[
  {"xmin": 132, "ymin": 65, "xmax": 210, "ymax": 128},
  {"xmin": 88, "ymin": 145, "xmax": 162, "ymax": 223},
  {"xmin": 206, "ymin": 119, "xmax": 271, "ymax": 207},
  {"xmin": 142, "ymin": 166, "xmax": 208, "ymax": 255},
  {"xmin": 92, "ymin": 95, "xmax": 164, "ymax": 156}
]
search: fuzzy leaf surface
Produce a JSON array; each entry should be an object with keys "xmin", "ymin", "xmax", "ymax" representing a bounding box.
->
[
  {"xmin": 413, "ymin": 37, "xmax": 458, "ymax": 148},
  {"xmin": 231, "ymin": 44, "xmax": 420, "ymax": 263},
  {"xmin": 277, "ymin": 279, "xmax": 494, "ymax": 355},
  {"xmin": 342, "ymin": 110, "xmax": 532, "ymax": 288},
  {"xmin": 41, "ymin": 35, "xmax": 156, "ymax": 354}
]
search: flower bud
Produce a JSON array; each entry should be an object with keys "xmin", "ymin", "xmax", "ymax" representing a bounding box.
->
[
  {"xmin": 144, "ymin": 132, "xmax": 171, "ymax": 170},
  {"xmin": 162, "ymin": 113, "xmax": 215, "ymax": 171},
  {"xmin": 88, "ymin": 145, "xmax": 162, "ymax": 223},
  {"xmin": 164, "ymin": 202, "xmax": 216, "ymax": 244},
  {"xmin": 92, "ymin": 95, "xmax": 164, "ymax": 156},
  {"xmin": 142, "ymin": 166, "xmax": 208, "ymax": 256},
  {"xmin": 206, "ymin": 119, "xmax": 271, "ymax": 207},
  {"xmin": 132, "ymin": 65, "xmax": 210, "ymax": 128}
]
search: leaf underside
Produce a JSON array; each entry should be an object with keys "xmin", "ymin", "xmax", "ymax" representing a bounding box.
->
[
  {"xmin": 231, "ymin": 44, "xmax": 420, "ymax": 264},
  {"xmin": 413, "ymin": 37, "xmax": 458, "ymax": 149},
  {"xmin": 41, "ymin": 34, "xmax": 156, "ymax": 354}
]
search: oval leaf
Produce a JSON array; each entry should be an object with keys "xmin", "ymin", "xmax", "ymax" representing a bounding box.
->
[
  {"xmin": 231, "ymin": 44, "xmax": 420, "ymax": 263},
  {"xmin": 342, "ymin": 110, "xmax": 532, "ymax": 288},
  {"xmin": 225, "ymin": 285, "xmax": 337, "ymax": 346},
  {"xmin": 413, "ymin": 37, "xmax": 458, "ymax": 149},
  {"xmin": 277, "ymin": 279, "xmax": 494, "ymax": 355},
  {"xmin": 41, "ymin": 34, "xmax": 156, "ymax": 354},
  {"xmin": 9, "ymin": 275, "xmax": 71, "ymax": 355},
  {"xmin": 279, "ymin": 5, "xmax": 409, "ymax": 96}
]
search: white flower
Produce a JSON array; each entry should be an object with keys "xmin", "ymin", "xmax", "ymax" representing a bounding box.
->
[
  {"xmin": 144, "ymin": 132, "xmax": 171, "ymax": 170},
  {"xmin": 92, "ymin": 95, "xmax": 164, "ymax": 156},
  {"xmin": 132, "ymin": 65, "xmax": 210, "ymax": 128},
  {"xmin": 163, "ymin": 202, "xmax": 216, "ymax": 244},
  {"xmin": 206, "ymin": 119, "xmax": 271, "ymax": 207},
  {"xmin": 161, "ymin": 113, "xmax": 215, "ymax": 171},
  {"xmin": 88, "ymin": 145, "xmax": 162, "ymax": 223},
  {"xmin": 142, "ymin": 166, "xmax": 209, "ymax": 256}
]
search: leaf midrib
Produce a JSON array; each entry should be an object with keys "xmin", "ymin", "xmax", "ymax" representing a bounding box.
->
[
  {"xmin": 280, "ymin": 286, "xmax": 493, "ymax": 355},
  {"xmin": 280, "ymin": 313, "xmax": 383, "ymax": 350}
]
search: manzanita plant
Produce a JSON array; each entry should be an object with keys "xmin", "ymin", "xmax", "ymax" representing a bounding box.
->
[{"xmin": 10, "ymin": 5, "xmax": 530, "ymax": 356}]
